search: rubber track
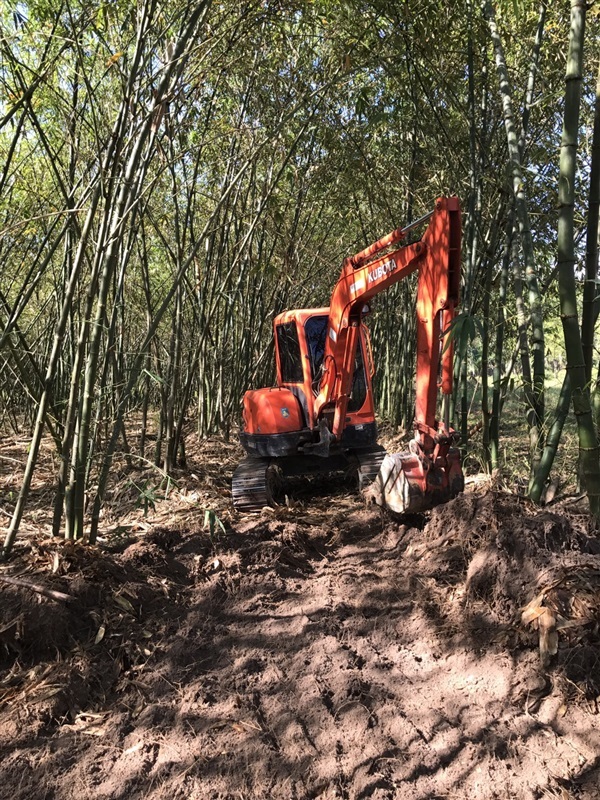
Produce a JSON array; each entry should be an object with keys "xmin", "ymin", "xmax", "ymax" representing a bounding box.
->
[{"xmin": 232, "ymin": 457, "xmax": 273, "ymax": 512}]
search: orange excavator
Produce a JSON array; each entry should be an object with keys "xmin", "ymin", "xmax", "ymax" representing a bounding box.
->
[{"xmin": 232, "ymin": 196, "xmax": 464, "ymax": 514}]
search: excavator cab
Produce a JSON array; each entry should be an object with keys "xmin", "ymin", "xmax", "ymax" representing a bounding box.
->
[
  {"xmin": 240, "ymin": 309, "xmax": 377, "ymax": 458},
  {"xmin": 233, "ymin": 197, "xmax": 464, "ymax": 514}
]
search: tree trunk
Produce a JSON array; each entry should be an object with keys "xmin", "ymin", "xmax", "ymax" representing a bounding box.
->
[
  {"xmin": 482, "ymin": 0, "xmax": 545, "ymax": 471},
  {"xmin": 582, "ymin": 61, "xmax": 600, "ymax": 387},
  {"xmin": 489, "ymin": 208, "xmax": 513, "ymax": 471},
  {"xmin": 556, "ymin": 0, "xmax": 600, "ymax": 516}
]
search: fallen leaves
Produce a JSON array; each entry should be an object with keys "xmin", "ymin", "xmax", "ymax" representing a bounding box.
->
[{"xmin": 521, "ymin": 566, "xmax": 600, "ymax": 666}]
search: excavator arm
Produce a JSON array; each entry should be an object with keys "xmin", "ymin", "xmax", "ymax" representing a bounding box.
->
[{"xmin": 315, "ymin": 197, "xmax": 461, "ymax": 444}]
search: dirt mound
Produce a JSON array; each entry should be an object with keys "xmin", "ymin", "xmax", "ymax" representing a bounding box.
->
[
  {"xmin": 416, "ymin": 492, "xmax": 600, "ymax": 688},
  {"xmin": 1, "ymin": 486, "xmax": 600, "ymax": 799}
]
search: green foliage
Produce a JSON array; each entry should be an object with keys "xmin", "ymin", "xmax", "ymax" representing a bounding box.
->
[
  {"xmin": 130, "ymin": 479, "xmax": 158, "ymax": 517},
  {"xmin": 203, "ymin": 508, "xmax": 226, "ymax": 544},
  {"xmin": 443, "ymin": 312, "xmax": 484, "ymax": 359}
]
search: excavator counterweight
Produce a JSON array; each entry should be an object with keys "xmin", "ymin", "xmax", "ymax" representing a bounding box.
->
[{"xmin": 233, "ymin": 197, "xmax": 464, "ymax": 514}]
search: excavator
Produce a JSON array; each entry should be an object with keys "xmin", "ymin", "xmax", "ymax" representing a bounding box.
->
[{"xmin": 232, "ymin": 196, "xmax": 464, "ymax": 514}]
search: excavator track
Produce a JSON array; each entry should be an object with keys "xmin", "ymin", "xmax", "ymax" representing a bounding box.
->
[
  {"xmin": 233, "ymin": 449, "xmax": 387, "ymax": 511},
  {"xmin": 354, "ymin": 446, "xmax": 387, "ymax": 490},
  {"xmin": 232, "ymin": 457, "xmax": 276, "ymax": 512}
]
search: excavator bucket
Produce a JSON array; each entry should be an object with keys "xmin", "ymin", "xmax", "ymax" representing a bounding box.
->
[{"xmin": 364, "ymin": 446, "xmax": 464, "ymax": 514}]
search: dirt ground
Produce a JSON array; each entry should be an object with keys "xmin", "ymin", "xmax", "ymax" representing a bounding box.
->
[{"xmin": 1, "ymin": 435, "xmax": 600, "ymax": 799}]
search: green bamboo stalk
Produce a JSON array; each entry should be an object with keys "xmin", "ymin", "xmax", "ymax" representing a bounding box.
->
[
  {"xmin": 530, "ymin": 375, "xmax": 572, "ymax": 504},
  {"xmin": 536, "ymin": 60, "xmax": 600, "ymax": 503},
  {"xmin": 482, "ymin": 0, "xmax": 545, "ymax": 470},
  {"xmin": 581, "ymin": 61, "xmax": 600, "ymax": 386},
  {"xmin": 2, "ymin": 180, "xmax": 103, "ymax": 558},
  {"xmin": 556, "ymin": 0, "xmax": 600, "ymax": 516},
  {"xmin": 489, "ymin": 207, "xmax": 513, "ymax": 471}
]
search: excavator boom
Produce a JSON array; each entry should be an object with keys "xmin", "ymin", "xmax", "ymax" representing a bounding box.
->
[{"xmin": 314, "ymin": 198, "xmax": 460, "ymax": 448}]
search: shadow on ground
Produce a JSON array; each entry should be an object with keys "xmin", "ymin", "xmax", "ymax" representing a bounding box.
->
[{"xmin": 1, "ymin": 484, "xmax": 600, "ymax": 800}]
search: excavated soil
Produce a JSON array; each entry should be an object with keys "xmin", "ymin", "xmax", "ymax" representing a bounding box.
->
[{"xmin": 1, "ymin": 436, "xmax": 600, "ymax": 799}]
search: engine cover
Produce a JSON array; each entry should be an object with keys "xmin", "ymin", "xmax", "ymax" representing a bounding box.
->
[{"xmin": 242, "ymin": 387, "xmax": 303, "ymax": 435}]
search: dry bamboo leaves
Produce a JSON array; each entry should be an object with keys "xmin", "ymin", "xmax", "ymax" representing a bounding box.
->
[
  {"xmin": 521, "ymin": 566, "xmax": 600, "ymax": 666},
  {"xmin": 112, "ymin": 593, "xmax": 136, "ymax": 615}
]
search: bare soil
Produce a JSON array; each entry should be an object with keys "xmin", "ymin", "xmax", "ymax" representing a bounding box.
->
[{"xmin": 1, "ymin": 435, "xmax": 600, "ymax": 799}]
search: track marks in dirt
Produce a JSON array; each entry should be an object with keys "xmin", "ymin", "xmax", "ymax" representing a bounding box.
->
[{"xmin": 2, "ymin": 491, "xmax": 600, "ymax": 799}]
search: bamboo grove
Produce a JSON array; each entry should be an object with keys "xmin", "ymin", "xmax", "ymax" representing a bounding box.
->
[{"xmin": 1, "ymin": 0, "xmax": 600, "ymax": 555}]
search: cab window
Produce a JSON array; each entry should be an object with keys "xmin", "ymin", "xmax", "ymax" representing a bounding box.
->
[
  {"xmin": 304, "ymin": 314, "xmax": 368, "ymax": 410},
  {"xmin": 305, "ymin": 315, "xmax": 328, "ymax": 388},
  {"xmin": 276, "ymin": 322, "xmax": 304, "ymax": 383},
  {"xmin": 348, "ymin": 342, "xmax": 367, "ymax": 411}
]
